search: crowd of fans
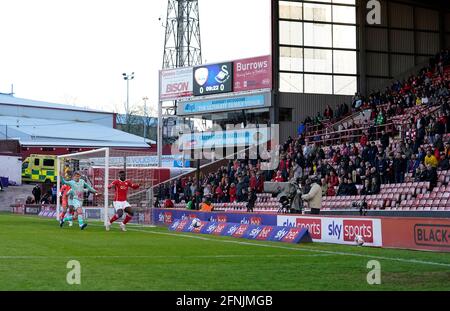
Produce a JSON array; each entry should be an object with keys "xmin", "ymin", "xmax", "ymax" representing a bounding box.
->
[
  {"xmin": 305, "ymin": 50, "xmax": 450, "ymax": 145},
  {"xmin": 158, "ymin": 50, "xmax": 450, "ymax": 209}
]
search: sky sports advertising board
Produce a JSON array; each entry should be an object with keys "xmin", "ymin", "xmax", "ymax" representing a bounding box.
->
[
  {"xmin": 278, "ymin": 215, "xmax": 383, "ymax": 247},
  {"xmin": 193, "ymin": 62, "xmax": 233, "ymax": 96}
]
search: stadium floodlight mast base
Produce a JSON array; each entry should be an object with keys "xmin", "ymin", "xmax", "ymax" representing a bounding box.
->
[{"xmin": 56, "ymin": 148, "xmax": 110, "ymax": 227}]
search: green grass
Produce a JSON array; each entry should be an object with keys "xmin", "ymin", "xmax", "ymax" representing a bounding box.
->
[{"xmin": 1, "ymin": 213, "xmax": 450, "ymax": 291}]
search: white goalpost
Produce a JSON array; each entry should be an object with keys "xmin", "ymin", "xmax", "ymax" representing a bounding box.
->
[
  {"xmin": 56, "ymin": 148, "xmax": 110, "ymax": 226},
  {"xmin": 56, "ymin": 147, "xmax": 163, "ymax": 227}
]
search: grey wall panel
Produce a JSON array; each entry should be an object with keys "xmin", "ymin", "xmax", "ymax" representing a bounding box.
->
[
  {"xmin": 389, "ymin": 3, "xmax": 413, "ymax": 29},
  {"xmin": 367, "ymin": 78, "xmax": 391, "ymax": 93},
  {"xmin": 415, "ymin": 8, "xmax": 439, "ymax": 31},
  {"xmin": 390, "ymin": 54, "xmax": 415, "ymax": 76},
  {"xmin": 390, "ymin": 30, "xmax": 414, "ymax": 53},
  {"xmin": 378, "ymin": 0, "xmax": 390, "ymax": 28},
  {"xmin": 416, "ymin": 56, "xmax": 430, "ymax": 65},
  {"xmin": 278, "ymin": 93, "xmax": 352, "ymax": 142},
  {"xmin": 365, "ymin": 28, "xmax": 388, "ymax": 51},
  {"xmin": 366, "ymin": 52, "xmax": 389, "ymax": 76},
  {"xmin": 416, "ymin": 32, "xmax": 440, "ymax": 55},
  {"xmin": 445, "ymin": 13, "xmax": 450, "ymax": 32}
]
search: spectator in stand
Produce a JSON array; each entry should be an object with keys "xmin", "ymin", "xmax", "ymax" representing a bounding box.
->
[
  {"xmin": 256, "ymin": 171, "xmax": 264, "ymax": 193},
  {"xmin": 203, "ymin": 184, "xmax": 212, "ymax": 198},
  {"xmin": 272, "ymin": 170, "xmax": 285, "ymax": 182},
  {"xmin": 246, "ymin": 187, "xmax": 257, "ymax": 212},
  {"xmin": 26, "ymin": 196, "xmax": 35, "ymax": 204},
  {"xmin": 229, "ymin": 183, "xmax": 237, "ymax": 203},
  {"xmin": 336, "ymin": 177, "xmax": 348, "ymax": 196},
  {"xmin": 214, "ymin": 183, "xmax": 224, "ymax": 203},
  {"xmin": 314, "ymin": 112, "xmax": 323, "ymax": 125},
  {"xmin": 186, "ymin": 197, "xmax": 194, "ymax": 210},
  {"xmin": 408, "ymin": 154, "xmax": 419, "ymax": 174},
  {"xmin": 321, "ymin": 178, "xmax": 328, "ymax": 196},
  {"xmin": 152, "ymin": 50, "xmax": 450, "ymax": 204},
  {"xmin": 368, "ymin": 167, "xmax": 381, "ymax": 193},
  {"xmin": 360, "ymin": 132, "xmax": 368, "ymax": 148},
  {"xmin": 297, "ymin": 122, "xmax": 306, "ymax": 136},
  {"xmin": 326, "ymin": 181, "xmax": 336, "ymax": 196},
  {"xmin": 236, "ymin": 176, "xmax": 247, "ymax": 202},
  {"xmin": 51, "ymin": 184, "xmax": 57, "ymax": 204},
  {"xmin": 375, "ymin": 153, "xmax": 388, "ymax": 184},
  {"xmin": 360, "ymin": 179, "xmax": 373, "ymax": 196},
  {"xmin": 249, "ymin": 171, "xmax": 257, "ymax": 191},
  {"xmin": 439, "ymin": 144, "xmax": 450, "ymax": 170},
  {"xmin": 380, "ymin": 130, "xmax": 390, "ymax": 149},
  {"xmin": 367, "ymin": 142, "xmax": 378, "ymax": 166},
  {"xmin": 346, "ymin": 177, "xmax": 358, "ymax": 195},
  {"xmin": 279, "ymin": 156, "xmax": 290, "ymax": 181},
  {"xmin": 424, "ymin": 149, "xmax": 439, "ymax": 168},
  {"xmin": 415, "ymin": 164, "xmax": 428, "ymax": 182},
  {"xmin": 32, "ymin": 184, "xmax": 41, "ymax": 203},
  {"xmin": 199, "ymin": 197, "xmax": 213, "ymax": 212},
  {"xmin": 324, "ymin": 105, "xmax": 334, "ymax": 120},
  {"xmin": 425, "ymin": 164, "xmax": 438, "ymax": 190},
  {"xmin": 328, "ymin": 171, "xmax": 339, "ymax": 188},
  {"xmin": 40, "ymin": 191, "xmax": 52, "ymax": 204},
  {"xmin": 164, "ymin": 197, "xmax": 174, "ymax": 208},
  {"xmin": 375, "ymin": 110, "xmax": 385, "ymax": 126},
  {"xmin": 393, "ymin": 153, "xmax": 407, "ymax": 183}
]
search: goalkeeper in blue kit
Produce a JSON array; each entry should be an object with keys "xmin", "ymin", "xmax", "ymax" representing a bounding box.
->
[{"xmin": 59, "ymin": 171, "xmax": 99, "ymax": 230}]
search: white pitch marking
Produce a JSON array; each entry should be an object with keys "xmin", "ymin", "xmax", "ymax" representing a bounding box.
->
[
  {"xmin": 0, "ymin": 254, "xmax": 333, "ymax": 260},
  {"xmin": 124, "ymin": 226, "xmax": 450, "ymax": 268},
  {"xmin": 10, "ymin": 215, "xmax": 450, "ymax": 268}
]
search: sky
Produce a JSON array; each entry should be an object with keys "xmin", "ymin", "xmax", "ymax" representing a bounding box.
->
[{"xmin": 0, "ymin": 0, "xmax": 271, "ymax": 115}]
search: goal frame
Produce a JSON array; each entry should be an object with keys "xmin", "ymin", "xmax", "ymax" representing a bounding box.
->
[{"xmin": 56, "ymin": 147, "xmax": 110, "ymax": 226}]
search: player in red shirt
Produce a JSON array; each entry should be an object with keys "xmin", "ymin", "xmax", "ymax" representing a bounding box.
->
[
  {"xmin": 58, "ymin": 184, "xmax": 73, "ymax": 226},
  {"xmin": 105, "ymin": 171, "xmax": 140, "ymax": 232}
]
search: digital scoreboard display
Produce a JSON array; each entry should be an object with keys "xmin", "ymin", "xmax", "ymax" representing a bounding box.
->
[{"xmin": 193, "ymin": 62, "xmax": 233, "ymax": 96}]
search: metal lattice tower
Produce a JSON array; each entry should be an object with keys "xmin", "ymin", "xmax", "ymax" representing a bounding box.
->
[
  {"xmin": 163, "ymin": 0, "xmax": 202, "ymax": 70},
  {"xmin": 160, "ymin": 0, "xmax": 202, "ymax": 146}
]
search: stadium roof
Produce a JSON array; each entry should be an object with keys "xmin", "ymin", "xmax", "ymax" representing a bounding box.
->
[
  {"xmin": 0, "ymin": 93, "xmax": 112, "ymax": 114},
  {"xmin": 0, "ymin": 115, "xmax": 155, "ymax": 148}
]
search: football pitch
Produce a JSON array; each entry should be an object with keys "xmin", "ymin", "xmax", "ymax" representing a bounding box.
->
[{"xmin": 1, "ymin": 213, "xmax": 450, "ymax": 291}]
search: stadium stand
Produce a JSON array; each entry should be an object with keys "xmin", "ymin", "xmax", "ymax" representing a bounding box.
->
[{"xmin": 157, "ymin": 49, "xmax": 450, "ymax": 213}]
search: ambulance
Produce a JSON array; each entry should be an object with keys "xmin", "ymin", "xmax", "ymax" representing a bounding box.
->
[{"xmin": 21, "ymin": 154, "xmax": 57, "ymax": 183}]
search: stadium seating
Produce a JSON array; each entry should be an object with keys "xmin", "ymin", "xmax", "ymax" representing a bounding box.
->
[{"xmin": 157, "ymin": 50, "xmax": 450, "ymax": 215}]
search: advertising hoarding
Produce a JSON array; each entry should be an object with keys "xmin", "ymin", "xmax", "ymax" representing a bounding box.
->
[
  {"xmin": 168, "ymin": 218, "xmax": 311, "ymax": 244},
  {"xmin": 153, "ymin": 208, "xmax": 277, "ymax": 226},
  {"xmin": 178, "ymin": 127, "xmax": 270, "ymax": 151},
  {"xmin": 234, "ymin": 55, "xmax": 272, "ymax": 92},
  {"xmin": 193, "ymin": 62, "xmax": 233, "ymax": 96},
  {"xmin": 382, "ymin": 217, "xmax": 450, "ymax": 252},
  {"xmin": 277, "ymin": 215, "xmax": 383, "ymax": 247},
  {"xmin": 177, "ymin": 92, "xmax": 270, "ymax": 116},
  {"xmin": 160, "ymin": 67, "xmax": 193, "ymax": 101}
]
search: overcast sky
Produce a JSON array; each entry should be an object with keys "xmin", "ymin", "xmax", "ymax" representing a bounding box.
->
[{"xmin": 0, "ymin": 0, "xmax": 271, "ymax": 115}]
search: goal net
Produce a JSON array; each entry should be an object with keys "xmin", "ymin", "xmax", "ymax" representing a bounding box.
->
[{"xmin": 56, "ymin": 148, "xmax": 172, "ymax": 226}]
